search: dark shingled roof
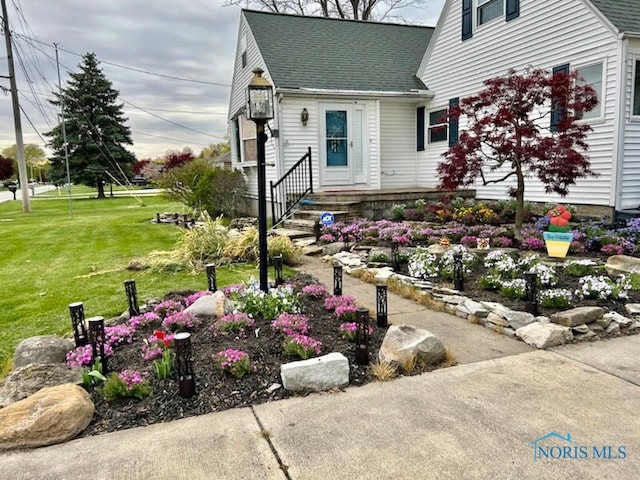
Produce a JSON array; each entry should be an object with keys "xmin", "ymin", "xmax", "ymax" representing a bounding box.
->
[
  {"xmin": 243, "ymin": 10, "xmax": 433, "ymax": 92},
  {"xmin": 590, "ymin": 0, "xmax": 640, "ymax": 33}
]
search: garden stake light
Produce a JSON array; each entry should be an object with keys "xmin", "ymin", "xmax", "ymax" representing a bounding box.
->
[
  {"xmin": 376, "ymin": 283, "xmax": 388, "ymax": 328},
  {"xmin": 68, "ymin": 302, "xmax": 88, "ymax": 347},
  {"xmin": 314, "ymin": 220, "xmax": 321, "ymax": 242},
  {"xmin": 355, "ymin": 307, "xmax": 370, "ymax": 365},
  {"xmin": 525, "ymin": 272, "xmax": 539, "ymax": 316},
  {"xmin": 453, "ymin": 253, "xmax": 464, "ymax": 291},
  {"xmin": 333, "ymin": 263, "xmax": 343, "ymax": 296},
  {"xmin": 174, "ymin": 332, "xmax": 196, "ymax": 398},
  {"xmin": 156, "ymin": 213, "xmax": 161, "ymax": 223},
  {"xmin": 88, "ymin": 316, "xmax": 107, "ymax": 373},
  {"xmin": 342, "ymin": 229, "xmax": 350, "ymax": 252},
  {"xmin": 391, "ymin": 242, "xmax": 400, "ymax": 271},
  {"xmin": 124, "ymin": 279, "xmax": 139, "ymax": 317},
  {"xmin": 273, "ymin": 255, "xmax": 284, "ymax": 287},
  {"xmin": 206, "ymin": 263, "xmax": 217, "ymax": 292}
]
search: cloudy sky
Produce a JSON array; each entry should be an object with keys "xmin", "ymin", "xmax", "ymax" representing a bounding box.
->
[{"xmin": 0, "ymin": 0, "xmax": 444, "ymax": 160}]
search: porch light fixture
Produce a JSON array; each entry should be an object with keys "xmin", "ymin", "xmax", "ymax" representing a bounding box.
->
[
  {"xmin": 355, "ymin": 307, "xmax": 370, "ymax": 365},
  {"xmin": 174, "ymin": 332, "xmax": 196, "ymax": 398},
  {"xmin": 246, "ymin": 68, "xmax": 274, "ymax": 292},
  {"xmin": 68, "ymin": 302, "xmax": 88, "ymax": 347},
  {"xmin": 206, "ymin": 263, "xmax": 217, "ymax": 292},
  {"xmin": 524, "ymin": 272, "xmax": 539, "ymax": 316},
  {"xmin": 453, "ymin": 253, "xmax": 464, "ymax": 291},
  {"xmin": 124, "ymin": 279, "xmax": 139, "ymax": 317},
  {"xmin": 376, "ymin": 284, "xmax": 388, "ymax": 328},
  {"xmin": 88, "ymin": 316, "xmax": 107, "ymax": 373},
  {"xmin": 333, "ymin": 263, "xmax": 343, "ymax": 296},
  {"xmin": 301, "ymin": 108, "xmax": 309, "ymax": 126}
]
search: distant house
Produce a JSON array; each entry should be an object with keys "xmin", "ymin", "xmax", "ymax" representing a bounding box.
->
[{"xmin": 228, "ymin": 2, "xmax": 640, "ymax": 220}]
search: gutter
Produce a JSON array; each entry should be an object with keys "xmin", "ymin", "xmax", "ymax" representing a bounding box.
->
[{"xmin": 275, "ymin": 87, "xmax": 434, "ymax": 100}]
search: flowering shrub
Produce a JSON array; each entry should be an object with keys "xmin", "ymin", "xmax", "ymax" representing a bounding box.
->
[
  {"xmin": 575, "ymin": 275, "xmax": 630, "ymax": 300},
  {"xmin": 101, "ymin": 369, "xmax": 152, "ymax": 401},
  {"xmin": 300, "ymin": 284, "xmax": 330, "ymax": 299},
  {"xmin": 229, "ymin": 278, "xmax": 300, "ymax": 321},
  {"xmin": 283, "ymin": 334, "xmax": 322, "ymax": 359},
  {"xmin": 408, "ymin": 248, "xmax": 439, "ymax": 279},
  {"xmin": 271, "ymin": 313, "xmax": 310, "ymax": 335},
  {"xmin": 184, "ymin": 291, "xmax": 212, "ymax": 306},
  {"xmin": 339, "ymin": 322, "xmax": 374, "ymax": 342},
  {"xmin": 66, "ymin": 343, "xmax": 114, "ymax": 367},
  {"xmin": 539, "ymin": 289, "xmax": 573, "ymax": 309},
  {"xmin": 105, "ymin": 324, "xmax": 136, "ymax": 347},
  {"xmin": 440, "ymin": 245, "xmax": 476, "ymax": 279},
  {"xmin": 324, "ymin": 295, "xmax": 357, "ymax": 311},
  {"xmin": 214, "ymin": 349, "xmax": 253, "ymax": 378},
  {"xmin": 162, "ymin": 310, "xmax": 200, "ymax": 331},
  {"xmin": 527, "ymin": 262, "xmax": 558, "ymax": 287},
  {"xmin": 210, "ymin": 312, "xmax": 255, "ymax": 337}
]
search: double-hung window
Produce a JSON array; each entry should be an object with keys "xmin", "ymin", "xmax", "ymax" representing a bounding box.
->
[
  {"xmin": 633, "ymin": 59, "xmax": 640, "ymax": 117},
  {"xmin": 576, "ymin": 62, "xmax": 603, "ymax": 120},
  {"xmin": 478, "ymin": 0, "xmax": 503, "ymax": 25},
  {"xmin": 429, "ymin": 109, "xmax": 448, "ymax": 143}
]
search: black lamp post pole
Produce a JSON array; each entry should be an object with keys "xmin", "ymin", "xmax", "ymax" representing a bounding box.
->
[{"xmin": 256, "ymin": 120, "xmax": 269, "ymax": 292}]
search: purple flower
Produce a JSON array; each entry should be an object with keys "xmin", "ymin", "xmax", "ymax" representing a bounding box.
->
[
  {"xmin": 184, "ymin": 291, "xmax": 212, "ymax": 306},
  {"xmin": 271, "ymin": 313, "xmax": 310, "ymax": 335}
]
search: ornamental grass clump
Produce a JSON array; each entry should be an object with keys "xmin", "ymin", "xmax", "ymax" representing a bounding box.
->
[
  {"xmin": 101, "ymin": 369, "xmax": 152, "ymax": 402},
  {"xmin": 283, "ymin": 334, "xmax": 322, "ymax": 359},
  {"xmin": 539, "ymin": 289, "xmax": 573, "ymax": 309},
  {"xmin": 210, "ymin": 312, "xmax": 255, "ymax": 337},
  {"xmin": 271, "ymin": 313, "xmax": 310, "ymax": 336},
  {"xmin": 214, "ymin": 349, "xmax": 253, "ymax": 378}
]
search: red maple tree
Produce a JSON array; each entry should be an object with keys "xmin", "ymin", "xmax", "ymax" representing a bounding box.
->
[{"xmin": 438, "ymin": 68, "xmax": 599, "ymax": 240}]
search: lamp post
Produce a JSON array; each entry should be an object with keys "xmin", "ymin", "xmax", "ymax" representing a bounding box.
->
[{"xmin": 246, "ymin": 68, "xmax": 274, "ymax": 292}]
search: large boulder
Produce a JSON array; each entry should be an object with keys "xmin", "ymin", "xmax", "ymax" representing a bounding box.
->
[
  {"xmin": 185, "ymin": 291, "xmax": 226, "ymax": 317},
  {"xmin": 280, "ymin": 352, "xmax": 349, "ymax": 392},
  {"xmin": 516, "ymin": 322, "xmax": 573, "ymax": 349},
  {"xmin": 550, "ymin": 306, "xmax": 604, "ymax": 327},
  {"xmin": 13, "ymin": 335, "xmax": 74, "ymax": 368},
  {"xmin": 379, "ymin": 325, "xmax": 445, "ymax": 366},
  {"xmin": 0, "ymin": 383, "xmax": 94, "ymax": 450},
  {"xmin": 605, "ymin": 255, "xmax": 640, "ymax": 276},
  {"xmin": 0, "ymin": 363, "xmax": 83, "ymax": 408}
]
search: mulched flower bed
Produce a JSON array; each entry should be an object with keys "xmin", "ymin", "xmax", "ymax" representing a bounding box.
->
[{"xmin": 78, "ymin": 274, "xmax": 389, "ymax": 438}]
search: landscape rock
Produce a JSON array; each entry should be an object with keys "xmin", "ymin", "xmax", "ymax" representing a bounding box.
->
[
  {"xmin": 603, "ymin": 311, "xmax": 633, "ymax": 327},
  {"xmin": 604, "ymin": 255, "xmax": 640, "ymax": 276},
  {"xmin": 629, "ymin": 321, "xmax": 640, "ymax": 331},
  {"xmin": 13, "ymin": 336, "xmax": 74, "ymax": 368},
  {"xmin": 0, "ymin": 363, "xmax": 83, "ymax": 408},
  {"xmin": 606, "ymin": 322, "xmax": 621, "ymax": 335},
  {"xmin": 571, "ymin": 324, "xmax": 590, "ymax": 334},
  {"xmin": 503, "ymin": 310, "xmax": 536, "ymax": 330},
  {"xmin": 462, "ymin": 299, "xmax": 489, "ymax": 318},
  {"xmin": 550, "ymin": 306, "xmax": 604, "ymax": 327},
  {"xmin": 516, "ymin": 322, "xmax": 573, "ymax": 349},
  {"xmin": 373, "ymin": 267, "xmax": 395, "ymax": 282},
  {"xmin": 379, "ymin": 325, "xmax": 445, "ymax": 366},
  {"xmin": 332, "ymin": 251, "xmax": 363, "ymax": 267},
  {"xmin": 485, "ymin": 312, "xmax": 510, "ymax": 327},
  {"xmin": 0, "ymin": 384, "xmax": 94, "ymax": 450},
  {"xmin": 624, "ymin": 304, "xmax": 640, "ymax": 316},
  {"xmin": 322, "ymin": 243, "xmax": 345, "ymax": 256},
  {"xmin": 280, "ymin": 353, "xmax": 349, "ymax": 392},
  {"xmin": 185, "ymin": 291, "xmax": 226, "ymax": 318}
]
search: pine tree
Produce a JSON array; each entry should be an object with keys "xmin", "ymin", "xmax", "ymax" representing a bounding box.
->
[{"xmin": 46, "ymin": 52, "xmax": 136, "ymax": 198}]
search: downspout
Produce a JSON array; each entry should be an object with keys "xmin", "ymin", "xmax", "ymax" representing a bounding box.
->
[{"xmin": 613, "ymin": 36, "xmax": 628, "ymax": 212}]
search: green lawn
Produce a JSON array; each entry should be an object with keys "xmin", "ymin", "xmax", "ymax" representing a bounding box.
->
[{"xmin": 0, "ymin": 195, "xmax": 257, "ymax": 376}]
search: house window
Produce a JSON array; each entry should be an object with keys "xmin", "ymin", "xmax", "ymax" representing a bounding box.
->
[
  {"xmin": 240, "ymin": 34, "xmax": 247, "ymax": 68},
  {"xmin": 551, "ymin": 64, "xmax": 570, "ymax": 132},
  {"xmin": 478, "ymin": 0, "xmax": 503, "ymax": 25},
  {"xmin": 417, "ymin": 107, "xmax": 425, "ymax": 151},
  {"xmin": 240, "ymin": 115, "xmax": 257, "ymax": 163},
  {"xmin": 633, "ymin": 60, "xmax": 640, "ymax": 116},
  {"xmin": 576, "ymin": 63, "xmax": 603, "ymax": 120},
  {"xmin": 449, "ymin": 98, "xmax": 459, "ymax": 147},
  {"xmin": 429, "ymin": 109, "xmax": 448, "ymax": 143}
]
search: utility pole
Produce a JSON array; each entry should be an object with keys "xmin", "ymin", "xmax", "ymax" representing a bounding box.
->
[{"xmin": 1, "ymin": 0, "xmax": 30, "ymax": 212}]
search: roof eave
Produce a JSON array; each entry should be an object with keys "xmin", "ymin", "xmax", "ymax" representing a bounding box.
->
[
  {"xmin": 620, "ymin": 31, "xmax": 640, "ymax": 39},
  {"xmin": 275, "ymin": 87, "xmax": 434, "ymax": 99}
]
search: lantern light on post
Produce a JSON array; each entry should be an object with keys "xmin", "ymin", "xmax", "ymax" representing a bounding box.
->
[
  {"xmin": 88, "ymin": 316, "xmax": 107, "ymax": 373},
  {"xmin": 246, "ymin": 68, "xmax": 274, "ymax": 293},
  {"xmin": 301, "ymin": 108, "xmax": 309, "ymax": 126},
  {"xmin": 453, "ymin": 253, "xmax": 464, "ymax": 291},
  {"xmin": 273, "ymin": 255, "xmax": 284, "ymax": 287},
  {"xmin": 206, "ymin": 263, "xmax": 217, "ymax": 292},
  {"xmin": 524, "ymin": 272, "xmax": 539, "ymax": 316},
  {"xmin": 333, "ymin": 263, "xmax": 343, "ymax": 296},
  {"xmin": 68, "ymin": 302, "xmax": 88, "ymax": 347},
  {"xmin": 124, "ymin": 279, "xmax": 139, "ymax": 317},
  {"xmin": 174, "ymin": 332, "xmax": 196, "ymax": 398},
  {"xmin": 376, "ymin": 284, "xmax": 388, "ymax": 328},
  {"xmin": 355, "ymin": 307, "xmax": 370, "ymax": 365}
]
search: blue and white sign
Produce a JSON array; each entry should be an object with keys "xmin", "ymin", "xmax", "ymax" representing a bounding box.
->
[{"xmin": 320, "ymin": 212, "xmax": 335, "ymax": 226}]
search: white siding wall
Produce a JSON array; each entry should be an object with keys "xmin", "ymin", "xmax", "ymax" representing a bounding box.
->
[
  {"xmin": 379, "ymin": 101, "xmax": 418, "ymax": 188},
  {"xmin": 421, "ymin": 0, "xmax": 619, "ymax": 208},
  {"xmin": 621, "ymin": 39, "xmax": 640, "ymax": 209}
]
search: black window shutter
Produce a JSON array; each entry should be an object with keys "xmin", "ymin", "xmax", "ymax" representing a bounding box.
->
[
  {"xmin": 417, "ymin": 106, "xmax": 425, "ymax": 151},
  {"xmin": 506, "ymin": 0, "xmax": 520, "ymax": 21},
  {"xmin": 448, "ymin": 98, "xmax": 459, "ymax": 147},
  {"xmin": 551, "ymin": 64, "xmax": 570, "ymax": 132},
  {"xmin": 462, "ymin": 0, "xmax": 473, "ymax": 41}
]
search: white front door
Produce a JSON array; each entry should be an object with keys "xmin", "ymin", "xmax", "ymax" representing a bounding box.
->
[{"xmin": 319, "ymin": 103, "xmax": 367, "ymax": 187}]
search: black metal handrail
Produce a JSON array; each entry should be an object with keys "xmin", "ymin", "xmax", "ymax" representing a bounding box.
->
[{"xmin": 270, "ymin": 147, "xmax": 313, "ymax": 227}]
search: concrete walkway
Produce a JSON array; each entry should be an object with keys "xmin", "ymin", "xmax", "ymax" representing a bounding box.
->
[{"xmin": 2, "ymin": 258, "xmax": 640, "ymax": 479}]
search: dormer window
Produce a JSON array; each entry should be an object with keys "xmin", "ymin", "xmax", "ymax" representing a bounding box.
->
[
  {"xmin": 463, "ymin": 0, "xmax": 519, "ymax": 40},
  {"xmin": 478, "ymin": 0, "xmax": 503, "ymax": 25}
]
